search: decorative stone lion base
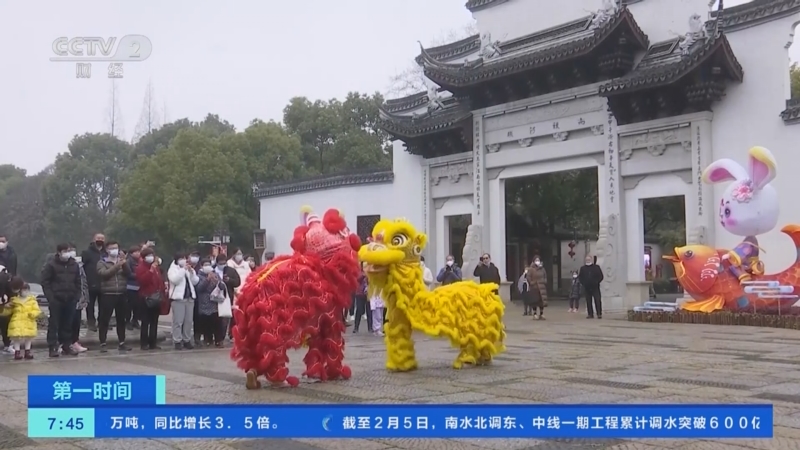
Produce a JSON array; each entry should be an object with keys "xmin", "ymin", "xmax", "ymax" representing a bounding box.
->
[{"xmin": 627, "ymin": 310, "xmax": 800, "ymax": 329}]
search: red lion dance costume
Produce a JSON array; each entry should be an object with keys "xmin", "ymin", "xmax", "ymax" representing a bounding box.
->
[{"xmin": 230, "ymin": 206, "xmax": 361, "ymax": 388}]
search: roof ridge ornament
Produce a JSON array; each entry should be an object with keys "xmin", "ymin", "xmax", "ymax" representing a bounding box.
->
[
  {"xmin": 677, "ymin": 13, "xmax": 711, "ymax": 55},
  {"xmin": 424, "ymin": 80, "xmax": 446, "ymax": 115},
  {"xmin": 479, "ymin": 32, "xmax": 502, "ymax": 60},
  {"xmin": 590, "ymin": 0, "xmax": 619, "ymax": 30}
]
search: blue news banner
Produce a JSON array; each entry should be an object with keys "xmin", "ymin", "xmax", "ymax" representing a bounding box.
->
[{"xmin": 28, "ymin": 375, "xmax": 774, "ymax": 439}]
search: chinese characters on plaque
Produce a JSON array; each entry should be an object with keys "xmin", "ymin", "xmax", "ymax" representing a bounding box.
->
[{"xmin": 606, "ymin": 111, "xmax": 616, "ymax": 204}]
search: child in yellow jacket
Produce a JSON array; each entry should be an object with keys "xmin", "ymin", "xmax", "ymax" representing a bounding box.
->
[{"xmin": 0, "ymin": 277, "xmax": 42, "ymax": 360}]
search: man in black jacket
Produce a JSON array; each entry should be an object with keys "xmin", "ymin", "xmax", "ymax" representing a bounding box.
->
[
  {"xmin": 81, "ymin": 233, "xmax": 106, "ymax": 331},
  {"xmin": 473, "ymin": 253, "xmax": 502, "ymax": 286},
  {"xmin": 578, "ymin": 255, "xmax": 605, "ymax": 319},
  {"xmin": 41, "ymin": 243, "xmax": 82, "ymax": 357},
  {"xmin": 0, "ymin": 234, "xmax": 18, "ymax": 276},
  {"xmin": 0, "ymin": 234, "xmax": 16, "ymax": 353}
]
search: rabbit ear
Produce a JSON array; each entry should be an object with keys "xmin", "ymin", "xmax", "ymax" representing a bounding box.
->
[
  {"xmin": 702, "ymin": 159, "xmax": 748, "ymax": 184},
  {"xmin": 748, "ymin": 146, "xmax": 777, "ymax": 190}
]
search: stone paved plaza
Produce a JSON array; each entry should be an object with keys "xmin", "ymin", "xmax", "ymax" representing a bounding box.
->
[{"xmin": 1, "ymin": 302, "xmax": 798, "ymax": 450}]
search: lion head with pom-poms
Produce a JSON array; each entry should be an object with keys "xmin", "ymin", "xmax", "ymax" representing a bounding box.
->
[
  {"xmin": 231, "ymin": 206, "xmax": 362, "ymax": 388},
  {"xmin": 290, "ymin": 206, "xmax": 362, "ymax": 262}
]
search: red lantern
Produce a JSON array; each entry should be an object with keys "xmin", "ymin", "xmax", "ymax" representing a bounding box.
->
[{"xmin": 567, "ymin": 240, "xmax": 576, "ymax": 259}]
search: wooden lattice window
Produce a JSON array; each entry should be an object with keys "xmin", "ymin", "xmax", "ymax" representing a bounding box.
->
[{"xmin": 356, "ymin": 215, "xmax": 381, "ymax": 244}]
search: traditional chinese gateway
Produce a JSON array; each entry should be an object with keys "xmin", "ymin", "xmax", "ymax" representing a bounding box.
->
[{"xmin": 257, "ymin": 0, "xmax": 800, "ymax": 312}]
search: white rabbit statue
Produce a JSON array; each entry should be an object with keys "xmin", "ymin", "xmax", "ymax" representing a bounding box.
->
[{"xmin": 702, "ymin": 146, "xmax": 779, "ymax": 282}]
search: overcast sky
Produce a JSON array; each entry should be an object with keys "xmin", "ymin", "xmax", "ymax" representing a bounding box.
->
[{"xmin": 0, "ymin": 0, "xmax": 796, "ymax": 174}]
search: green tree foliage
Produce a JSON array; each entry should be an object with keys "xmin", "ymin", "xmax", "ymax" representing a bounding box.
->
[
  {"xmin": 8, "ymin": 91, "xmax": 390, "ymax": 271},
  {"xmin": 506, "ymin": 170, "xmax": 599, "ymax": 237},
  {"xmin": 505, "ymin": 170, "xmax": 685, "ymax": 254},
  {"xmin": 117, "ymin": 128, "xmax": 254, "ymax": 252},
  {"xmin": 41, "ymin": 133, "xmax": 132, "ymax": 244},
  {"xmin": 791, "ymin": 62, "xmax": 800, "ymax": 99},
  {"xmin": 0, "ymin": 174, "xmax": 51, "ymax": 280},
  {"xmin": 283, "ymin": 92, "xmax": 391, "ymax": 174},
  {"xmin": 132, "ymin": 118, "xmax": 192, "ymax": 158},
  {"xmin": 0, "ymin": 164, "xmax": 27, "ymax": 204}
]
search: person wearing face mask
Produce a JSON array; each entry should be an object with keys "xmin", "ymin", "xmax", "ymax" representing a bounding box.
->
[
  {"xmin": 436, "ymin": 255, "xmax": 462, "ymax": 286},
  {"xmin": 525, "ymin": 256, "xmax": 548, "ymax": 320},
  {"xmin": 568, "ymin": 270, "xmax": 582, "ymax": 313},
  {"xmin": 215, "ymin": 254, "xmax": 241, "ymax": 337},
  {"xmin": 125, "ymin": 245, "xmax": 142, "ymax": 331},
  {"xmin": 0, "ymin": 234, "xmax": 14, "ymax": 354},
  {"xmin": 578, "ymin": 255, "xmax": 604, "ymax": 319},
  {"xmin": 81, "ymin": 233, "xmax": 107, "ymax": 332},
  {"xmin": 195, "ymin": 258, "xmax": 226, "ymax": 347},
  {"xmin": 420, "ymin": 256, "xmax": 434, "ymax": 290},
  {"xmin": 352, "ymin": 262, "xmax": 372, "ymax": 333},
  {"xmin": 69, "ymin": 245, "xmax": 90, "ymax": 354},
  {"xmin": 96, "ymin": 241, "xmax": 131, "ymax": 352},
  {"xmin": 187, "ymin": 251, "xmax": 202, "ymax": 345},
  {"xmin": 246, "ymin": 256, "xmax": 257, "ymax": 271},
  {"xmin": 135, "ymin": 247, "xmax": 166, "ymax": 350},
  {"xmin": 226, "ymin": 248, "xmax": 251, "ymax": 339},
  {"xmin": 168, "ymin": 252, "xmax": 199, "ymax": 350},
  {"xmin": 41, "ymin": 243, "xmax": 82, "ymax": 357},
  {"xmin": 518, "ymin": 266, "xmax": 532, "ymax": 315},
  {"xmin": 473, "ymin": 253, "xmax": 502, "ymax": 286},
  {"xmin": 0, "ymin": 234, "xmax": 18, "ymax": 276}
]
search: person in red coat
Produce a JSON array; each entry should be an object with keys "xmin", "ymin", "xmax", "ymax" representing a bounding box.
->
[{"xmin": 135, "ymin": 247, "xmax": 166, "ymax": 350}]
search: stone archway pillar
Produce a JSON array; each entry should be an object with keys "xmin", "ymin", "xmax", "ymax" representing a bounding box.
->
[
  {"xmin": 598, "ymin": 104, "xmax": 627, "ymax": 312},
  {"xmin": 470, "ymin": 115, "xmax": 489, "ymax": 279}
]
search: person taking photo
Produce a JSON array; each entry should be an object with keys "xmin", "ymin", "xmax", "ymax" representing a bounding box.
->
[{"xmin": 436, "ymin": 255, "xmax": 462, "ymax": 286}]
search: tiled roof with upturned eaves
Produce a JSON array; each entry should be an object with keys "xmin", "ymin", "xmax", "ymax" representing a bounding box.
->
[
  {"xmin": 599, "ymin": 26, "xmax": 744, "ymax": 96},
  {"xmin": 378, "ymin": 102, "xmax": 473, "ymax": 139},
  {"xmin": 711, "ymin": 0, "xmax": 800, "ymax": 31},
  {"xmin": 417, "ymin": 35, "xmax": 481, "ymax": 63},
  {"xmin": 465, "ymin": 0, "xmax": 509, "ymax": 12},
  {"xmin": 418, "ymin": 8, "xmax": 649, "ymax": 88},
  {"xmin": 255, "ymin": 170, "xmax": 393, "ymax": 199},
  {"xmin": 781, "ymin": 98, "xmax": 800, "ymax": 124}
]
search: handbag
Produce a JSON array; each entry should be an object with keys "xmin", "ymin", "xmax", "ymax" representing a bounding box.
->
[
  {"xmin": 144, "ymin": 291, "xmax": 162, "ymax": 309},
  {"xmin": 214, "ymin": 283, "xmax": 233, "ymax": 318}
]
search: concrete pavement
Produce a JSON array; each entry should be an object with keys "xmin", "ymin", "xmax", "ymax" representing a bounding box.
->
[
  {"xmin": 0, "ymin": 300, "xmax": 798, "ymax": 449},
  {"xmin": 28, "ymin": 307, "xmax": 173, "ymax": 349}
]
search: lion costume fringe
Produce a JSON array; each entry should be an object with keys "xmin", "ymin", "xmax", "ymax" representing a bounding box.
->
[
  {"xmin": 358, "ymin": 218, "xmax": 506, "ymax": 372},
  {"xmin": 230, "ymin": 207, "xmax": 361, "ymax": 388}
]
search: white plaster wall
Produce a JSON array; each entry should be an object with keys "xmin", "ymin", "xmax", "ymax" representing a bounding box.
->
[
  {"xmin": 624, "ymin": 173, "xmax": 692, "ymax": 282},
  {"xmin": 258, "ymin": 182, "xmax": 395, "ymax": 256},
  {"xmin": 472, "ymin": 0, "xmax": 709, "ymax": 45},
  {"xmin": 711, "ymin": 15, "xmax": 800, "ymax": 273},
  {"xmin": 435, "ymin": 196, "xmax": 473, "ymax": 272},
  {"xmin": 392, "ymin": 141, "xmax": 424, "ymax": 228},
  {"xmin": 488, "ymin": 177, "xmax": 506, "ymax": 280}
]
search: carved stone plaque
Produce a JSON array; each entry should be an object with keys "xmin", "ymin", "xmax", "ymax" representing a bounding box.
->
[{"xmin": 430, "ymin": 162, "xmax": 473, "ymax": 185}]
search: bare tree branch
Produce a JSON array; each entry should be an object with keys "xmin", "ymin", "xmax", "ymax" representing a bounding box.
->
[
  {"xmin": 105, "ymin": 80, "xmax": 125, "ymax": 138},
  {"xmin": 384, "ymin": 21, "xmax": 479, "ymax": 98},
  {"xmin": 132, "ymin": 79, "xmax": 161, "ymax": 143},
  {"xmin": 162, "ymin": 100, "xmax": 170, "ymax": 124}
]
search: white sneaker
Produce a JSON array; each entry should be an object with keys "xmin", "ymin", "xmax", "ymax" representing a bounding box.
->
[
  {"xmin": 374, "ymin": 331, "xmax": 384, "ymax": 337},
  {"xmin": 3, "ymin": 346, "xmax": 14, "ymax": 354},
  {"xmin": 347, "ymin": 315, "xmax": 354, "ymax": 323},
  {"xmin": 72, "ymin": 343, "xmax": 88, "ymax": 353}
]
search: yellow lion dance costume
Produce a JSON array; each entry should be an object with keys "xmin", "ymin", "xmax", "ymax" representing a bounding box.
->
[{"xmin": 358, "ymin": 218, "xmax": 505, "ymax": 371}]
